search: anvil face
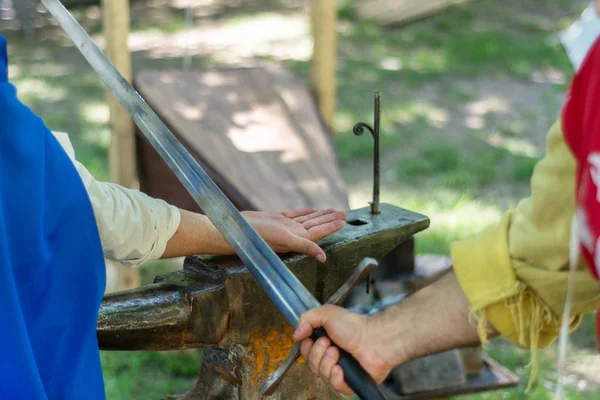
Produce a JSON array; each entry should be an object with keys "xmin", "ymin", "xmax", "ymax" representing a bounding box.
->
[{"xmin": 97, "ymin": 204, "xmax": 429, "ymax": 351}]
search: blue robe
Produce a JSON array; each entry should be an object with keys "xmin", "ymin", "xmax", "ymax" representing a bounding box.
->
[{"xmin": 0, "ymin": 35, "xmax": 106, "ymax": 399}]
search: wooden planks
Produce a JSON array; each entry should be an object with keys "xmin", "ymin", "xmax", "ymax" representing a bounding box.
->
[
  {"xmin": 355, "ymin": 0, "xmax": 470, "ymax": 26},
  {"xmin": 134, "ymin": 67, "xmax": 349, "ymax": 213}
]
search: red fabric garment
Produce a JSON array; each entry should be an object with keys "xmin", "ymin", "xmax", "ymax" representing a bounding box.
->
[{"xmin": 561, "ymin": 36, "xmax": 600, "ymax": 346}]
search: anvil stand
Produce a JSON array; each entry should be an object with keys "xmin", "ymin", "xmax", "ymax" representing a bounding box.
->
[{"xmin": 97, "ymin": 93, "xmax": 518, "ymax": 399}]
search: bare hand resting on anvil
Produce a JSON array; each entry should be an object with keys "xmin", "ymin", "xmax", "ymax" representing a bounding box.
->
[{"xmin": 162, "ymin": 208, "xmax": 347, "ymax": 263}]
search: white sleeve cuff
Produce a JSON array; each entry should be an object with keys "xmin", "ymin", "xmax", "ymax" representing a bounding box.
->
[{"xmin": 143, "ymin": 203, "xmax": 181, "ymax": 265}]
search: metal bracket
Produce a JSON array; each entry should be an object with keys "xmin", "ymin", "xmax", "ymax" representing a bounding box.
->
[
  {"xmin": 259, "ymin": 258, "xmax": 379, "ymax": 396},
  {"xmin": 353, "ymin": 92, "xmax": 381, "ymax": 215}
]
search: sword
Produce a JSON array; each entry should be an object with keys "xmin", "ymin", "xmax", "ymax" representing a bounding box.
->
[{"xmin": 41, "ymin": 1, "xmax": 387, "ymax": 398}]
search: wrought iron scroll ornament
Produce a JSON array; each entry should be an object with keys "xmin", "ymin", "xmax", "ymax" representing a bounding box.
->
[
  {"xmin": 353, "ymin": 92, "xmax": 381, "ymax": 215},
  {"xmin": 353, "ymin": 92, "xmax": 381, "ymax": 295}
]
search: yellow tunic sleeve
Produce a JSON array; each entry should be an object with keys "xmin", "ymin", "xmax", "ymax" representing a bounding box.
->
[{"xmin": 452, "ymin": 119, "xmax": 600, "ymax": 355}]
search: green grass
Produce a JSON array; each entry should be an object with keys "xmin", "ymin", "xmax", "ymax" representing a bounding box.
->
[
  {"xmin": 336, "ymin": 0, "xmax": 576, "ymax": 82},
  {"xmin": 331, "ymin": 0, "xmax": 579, "ymax": 203},
  {"xmin": 101, "ymin": 350, "xmax": 201, "ymax": 399},
  {"xmin": 393, "ymin": 136, "xmax": 538, "ymax": 191},
  {"xmin": 454, "ymin": 314, "xmax": 600, "ymax": 400}
]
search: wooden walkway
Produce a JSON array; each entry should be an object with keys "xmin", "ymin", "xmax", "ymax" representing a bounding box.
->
[{"xmin": 134, "ymin": 67, "xmax": 349, "ymax": 213}]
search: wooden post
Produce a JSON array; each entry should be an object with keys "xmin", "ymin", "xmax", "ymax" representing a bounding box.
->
[
  {"xmin": 102, "ymin": 0, "xmax": 140, "ymax": 291},
  {"xmin": 310, "ymin": 0, "xmax": 337, "ymax": 132}
]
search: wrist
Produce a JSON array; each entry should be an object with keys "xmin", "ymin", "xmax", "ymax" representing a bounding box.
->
[
  {"xmin": 364, "ymin": 271, "xmax": 480, "ymax": 370},
  {"xmin": 366, "ymin": 306, "xmax": 415, "ymax": 370},
  {"xmin": 196, "ymin": 214, "xmax": 232, "ymax": 254},
  {"xmin": 162, "ymin": 210, "xmax": 235, "ymax": 258}
]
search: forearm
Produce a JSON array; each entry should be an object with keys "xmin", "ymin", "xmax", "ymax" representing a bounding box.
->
[
  {"xmin": 54, "ymin": 131, "xmax": 343, "ymax": 265},
  {"xmin": 368, "ymin": 271, "xmax": 497, "ymax": 367},
  {"xmin": 161, "ymin": 209, "xmax": 232, "ymax": 258}
]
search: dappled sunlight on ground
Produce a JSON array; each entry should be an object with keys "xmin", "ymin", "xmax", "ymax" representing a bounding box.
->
[
  {"xmin": 15, "ymin": 76, "xmax": 67, "ymax": 103},
  {"xmin": 388, "ymin": 101, "xmax": 450, "ymax": 128},
  {"xmin": 465, "ymin": 96, "xmax": 510, "ymax": 129},
  {"xmin": 82, "ymin": 102, "xmax": 110, "ymax": 124},
  {"xmin": 566, "ymin": 353, "xmax": 600, "ymax": 391},
  {"xmin": 117, "ymin": 13, "xmax": 311, "ymax": 62},
  {"xmin": 486, "ymin": 132, "xmax": 540, "ymax": 158}
]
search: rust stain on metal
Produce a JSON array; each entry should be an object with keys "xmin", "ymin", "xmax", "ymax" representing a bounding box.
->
[
  {"xmin": 206, "ymin": 347, "xmax": 243, "ymax": 386},
  {"xmin": 215, "ymin": 366, "xmax": 242, "ymax": 386},
  {"xmin": 246, "ymin": 326, "xmax": 305, "ymax": 387},
  {"xmin": 179, "ymin": 328, "xmax": 186, "ymax": 348},
  {"xmin": 227, "ymin": 311, "xmax": 233, "ymax": 331}
]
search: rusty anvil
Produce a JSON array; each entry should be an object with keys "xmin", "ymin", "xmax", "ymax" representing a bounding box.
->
[{"xmin": 97, "ymin": 204, "xmax": 429, "ymax": 399}]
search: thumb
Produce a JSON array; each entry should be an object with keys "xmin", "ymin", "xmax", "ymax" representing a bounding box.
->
[{"xmin": 293, "ymin": 305, "xmax": 339, "ymax": 341}]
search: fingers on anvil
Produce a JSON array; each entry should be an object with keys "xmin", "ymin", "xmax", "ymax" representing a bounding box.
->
[
  {"xmin": 303, "ymin": 211, "xmax": 347, "ymax": 230},
  {"xmin": 307, "ymin": 221, "xmax": 346, "ymax": 240},
  {"xmin": 294, "ymin": 208, "xmax": 336, "ymax": 223},
  {"xmin": 281, "ymin": 208, "xmax": 317, "ymax": 218}
]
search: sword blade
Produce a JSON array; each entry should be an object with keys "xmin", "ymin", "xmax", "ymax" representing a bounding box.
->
[
  {"xmin": 40, "ymin": 0, "xmax": 319, "ymax": 326},
  {"xmin": 41, "ymin": 3, "xmax": 387, "ymax": 398}
]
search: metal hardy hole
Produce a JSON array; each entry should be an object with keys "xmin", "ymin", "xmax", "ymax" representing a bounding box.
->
[{"xmin": 347, "ymin": 219, "xmax": 369, "ymax": 226}]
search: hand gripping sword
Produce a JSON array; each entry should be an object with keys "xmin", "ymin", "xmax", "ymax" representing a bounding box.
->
[{"xmin": 40, "ymin": 1, "xmax": 387, "ymax": 398}]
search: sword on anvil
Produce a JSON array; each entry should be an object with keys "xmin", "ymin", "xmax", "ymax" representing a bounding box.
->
[{"xmin": 41, "ymin": 1, "xmax": 387, "ymax": 398}]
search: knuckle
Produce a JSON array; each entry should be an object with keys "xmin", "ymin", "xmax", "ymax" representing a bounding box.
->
[
  {"xmin": 317, "ymin": 337, "xmax": 330, "ymax": 349},
  {"xmin": 300, "ymin": 342, "xmax": 311, "ymax": 358},
  {"xmin": 309, "ymin": 359, "xmax": 320, "ymax": 374}
]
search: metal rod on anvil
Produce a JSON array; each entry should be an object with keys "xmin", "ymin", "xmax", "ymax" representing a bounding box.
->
[
  {"xmin": 41, "ymin": 1, "xmax": 386, "ymax": 398},
  {"xmin": 372, "ymin": 92, "xmax": 380, "ymax": 214},
  {"xmin": 353, "ymin": 92, "xmax": 381, "ymax": 215}
]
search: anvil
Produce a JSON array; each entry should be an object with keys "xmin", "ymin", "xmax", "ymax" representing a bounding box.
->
[{"xmin": 97, "ymin": 204, "xmax": 429, "ymax": 399}]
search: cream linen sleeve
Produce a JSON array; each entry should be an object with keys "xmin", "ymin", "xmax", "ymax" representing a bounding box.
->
[{"xmin": 52, "ymin": 131, "xmax": 181, "ymax": 267}]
